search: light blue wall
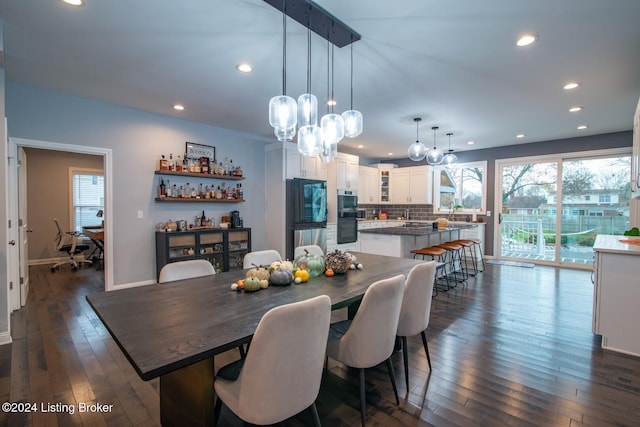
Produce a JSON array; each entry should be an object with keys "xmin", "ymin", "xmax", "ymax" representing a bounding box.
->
[{"xmin": 6, "ymin": 82, "xmax": 268, "ymax": 286}]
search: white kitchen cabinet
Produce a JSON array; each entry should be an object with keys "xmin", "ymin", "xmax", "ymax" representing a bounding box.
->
[
  {"xmin": 358, "ymin": 166, "xmax": 379, "ymax": 203},
  {"xmin": 326, "ymin": 223, "xmax": 337, "ymax": 253},
  {"xmin": 592, "ymin": 235, "xmax": 640, "ymax": 357},
  {"xmin": 390, "ymin": 166, "xmax": 432, "ymax": 204},
  {"xmin": 337, "ymin": 153, "xmax": 359, "ymax": 190},
  {"xmin": 286, "ymin": 147, "xmax": 327, "ymax": 180}
]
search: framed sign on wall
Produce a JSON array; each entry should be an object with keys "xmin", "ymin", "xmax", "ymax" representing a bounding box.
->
[{"xmin": 185, "ymin": 142, "xmax": 216, "ymax": 161}]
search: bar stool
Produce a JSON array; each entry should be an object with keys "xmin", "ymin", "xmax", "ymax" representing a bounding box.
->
[
  {"xmin": 466, "ymin": 238, "xmax": 484, "ymax": 272},
  {"xmin": 409, "ymin": 246, "xmax": 449, "ymax": 294},
  {"xmin": 452, "ymin": 239, "xmax": 477, "ymax": 277},
  {"xmin": 435, "ymin": 241, "xmax": 467, "ymax": 285}
]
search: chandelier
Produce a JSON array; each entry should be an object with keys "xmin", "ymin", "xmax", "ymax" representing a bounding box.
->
[
  {"xmin": 408, "ymin": 117, "xmax": 427, "ymax": 161},
  {"xmin": 265, "ymin": 0, "xmax": 362, "ymax": 160}
]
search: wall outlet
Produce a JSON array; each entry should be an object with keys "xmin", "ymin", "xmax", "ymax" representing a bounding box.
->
[
  {"xmin": 137, "ymin": 210, "xmax": 144, "ymax": 219},
  {"xmin": 486, "ymin": 211, "xmax": 491, "ymax": 217}
]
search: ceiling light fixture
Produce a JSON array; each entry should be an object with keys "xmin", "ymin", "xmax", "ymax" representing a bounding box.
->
[
  {"xmin": 426, "ymin": 126, "xmax": 444, "ymax": 165},
  {"xmin": 297, "ymin": 11, "xmax": 322, "ymax": 157},
  {"xmin": 173, "ymin": 104, "xmax": 185, "ymax": 111},
  {"xmin": 268, "ymin": 2, "xmax": 297, "ymax": 142},
  {"xmin": 320, "ymin": 38, "xmax": 344, "ymax": 163},
  {"xmin": 569, "ymin": 106, "xmax": 583, "ymax": 112},
  {"xmin": 236, "ymin": 63, "xmax": 252, "ymax": 73},
  {"xmin": 563, "ymin": 82, "xmax": 580, "ymax": 90},
  {"xmin": 442, "ymin": 132, "xmax": 458, "ymax": 169},
  {"xmin": 467, "ymin": 140, "xmax": 475, "ymax": 145},
  {"xmin": 342, "ymin": 41, "xmax": 363, "ymax": 138},
  {"xmin": 516, "ymin": 133, "xmax": 526, "ymax": 138},
  {"xmin": 577, "ymin": 124, "xmax": 588, "ymax": 130},
  {"xmin": 408, "ymin": 117, "xmax": 427, "ymax": 161},
  {"xmin": 61, "ymin": 0, "xmax": 84, "ymax": 6},
  {"xmin": 516, "ymin": 34, "xmax": 537, "ymax": 47}
]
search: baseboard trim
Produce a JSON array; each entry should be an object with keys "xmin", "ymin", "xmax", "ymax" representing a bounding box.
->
[{"xmin": 0, "ymin": 331, "xmax": 13, "ymax": 346}]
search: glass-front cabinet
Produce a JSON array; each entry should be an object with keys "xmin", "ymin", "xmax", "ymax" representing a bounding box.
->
[{"xmin": 156, "ymin": 228, "xmax": 251, "ymax": 280}]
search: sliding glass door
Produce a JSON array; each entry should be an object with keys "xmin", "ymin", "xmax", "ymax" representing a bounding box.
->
[{"xmin": 496, "ymin": 150, "xmax": 631, "ymax": 266}]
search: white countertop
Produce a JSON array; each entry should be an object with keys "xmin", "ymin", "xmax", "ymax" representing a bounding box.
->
[{"xmin": 593, "ymin": 234, "xmax": 640, "ymax": 255}]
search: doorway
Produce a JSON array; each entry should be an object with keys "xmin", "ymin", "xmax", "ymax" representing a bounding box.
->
[
  {"xmin": 495, "ymin": 149, "xmax": 631, "ymax": 267},
  {"xmin": 7, "ymin": 137, "xmax": 113, "ymax": 311}
]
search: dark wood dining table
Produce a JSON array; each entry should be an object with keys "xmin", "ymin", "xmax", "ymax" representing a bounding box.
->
[{"xmin": 86, "ymin": 251, "xmax": 425, "ymax": 426}]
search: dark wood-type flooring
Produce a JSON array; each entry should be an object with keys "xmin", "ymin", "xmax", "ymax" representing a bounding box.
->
[{"xmin": 1, "ymin": 262, "xmax": 640, "ymax": 426}]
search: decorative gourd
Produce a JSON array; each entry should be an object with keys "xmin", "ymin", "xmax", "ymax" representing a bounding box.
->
[
  {"xmin": 269, "ymin": 268, "xmax": 294, "ymax": 286},
  {"xmin": 324, "ymin": 249, "xmax": 351, "ymax": 274},
  {"xmin": 270, "ymin": 260, "xmax": 294, "ymax": 271},
  {"xmin": 260, "ymin": 279, "xmax": 269, "ymax": 289},
  {"xmin": 294, "ymin": 269, "xmax": 309, "ymax": 283},
  {"xmin": 246, "ymin": 266, "xmax": 270, "ymax": 281},
  {"xmin": 293, "ymin": 249, "xmax": 325, "ymax": 277},
  {"xmin": 243, "ymin": 276, "xmax": 262, "ymax": 292}
]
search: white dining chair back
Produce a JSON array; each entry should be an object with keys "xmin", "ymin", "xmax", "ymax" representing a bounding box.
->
[
  {"xmin": 158, "ymin": 259, "xmax": 215, "ymax": 283},
  {"xmin": 214, "ymin": 295, "xmax": 331, "ymax": 426},
  {"xmin": 242, "ymin": 249, "xmax": 282, "ymax": 268},
  {"xmin": 396, "ymin": 261, "xmax": 437, "ymax": 391},
  {"xmin": 294, "ymin": 244, "xmax": 324, "ymax": 258}
]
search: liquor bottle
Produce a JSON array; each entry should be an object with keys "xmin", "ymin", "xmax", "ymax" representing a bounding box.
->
[
  {"xmin": 176, "ymin": 155, "xmax": 183, "ymax": 172},
  {"xmin": 238, "ymin": 183, "xmax": 243, "ymax": 200},
  {"xmin": 172, "ymin": 184, "xmax": 178, "ymax": 198},
  {"xmin": 158, "ymin": 178, "xmax": 166, "ymax": 197},
  {"xmin": 198, "ymin": 183, "xmax": 203, "ymax": 198},
  {"xmin": 200, "ymin": 211, "xmax": 206, "ymax": 227},
  {"xmin": 183, "ymin": 153, "xmax": 189, "ymax": 172},
  {"xmin": 166, "ymin": 180, "xmax": 172, "ymax": 197},
  {"xmin": 159, "ymin": 155, "xmax": 168, "ymax": 171},
  {"xmin": 169, "ymin": 153, "xmax": 175, "ymax": 171}
]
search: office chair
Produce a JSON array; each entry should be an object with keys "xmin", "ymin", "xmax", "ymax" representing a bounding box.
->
[{"xmin": 51, "ymin": 218, "xmax": 92, "ymax": 272}]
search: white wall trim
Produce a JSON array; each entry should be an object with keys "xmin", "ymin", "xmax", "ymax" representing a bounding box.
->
[
  {"xmin": 0, "ymin": 331, "xmax": 12, "ymax": 345},
  {"xmin": 9, "ymin": 137, "xmax": 114, "ymax": 292}
]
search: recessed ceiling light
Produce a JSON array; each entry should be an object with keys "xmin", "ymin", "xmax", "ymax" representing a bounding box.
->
[
  {"xmin": 467, "ymin": 140, "xmax": 475, "ymax": 145},
  {"xmin": 387, "ymin": 152, "xmax": 393, "ymax": 156},
  {"xmin": 569, "ymin": 106, "xmax": 583, "ymax": 112},
  {"xmin": 357, "ymin": 144, "xmax": 364, "ymax": 149},
  {"xmin": 327, "ymin": 99, "xmax": 337, "ymax": 107},
  {"xmin": 516, "ymin": 133, "xmax": 526, "ymax": 138},
  {"xmin": 61, "ymin": 0, "xmax": 84, "ymax": 5},
  {"xmin": 516, "ymin": 34, "xmax": 537, "ymax": 47},
  {"xmin": 173, "ymin": 104, "xmax": 185, "ymax": 111},
  {"xmin": 563, "ymin": 82, "xmax": 580, "ymax": 90},
  {"xmin": 577, "ymin": 125, "xmax": 588, "ymax": 130},
  {"xmin": 236, "ymin": 63, "xmax": 252, "ymax": 73}
]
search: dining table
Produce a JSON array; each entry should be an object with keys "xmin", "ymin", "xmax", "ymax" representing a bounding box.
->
[{"xmin": 86, "ymin": 251, "xmax": 425, "ymax": 427}]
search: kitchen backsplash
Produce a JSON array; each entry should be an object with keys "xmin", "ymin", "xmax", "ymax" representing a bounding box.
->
[{"xmin": 358, "ymin": 203, "xmax": 474, "ymax": 222}]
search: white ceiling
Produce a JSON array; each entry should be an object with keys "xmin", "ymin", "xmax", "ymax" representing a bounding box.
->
[{"xmin": 1, "ymin": 0, "xmax": 639, "ymax": 160}]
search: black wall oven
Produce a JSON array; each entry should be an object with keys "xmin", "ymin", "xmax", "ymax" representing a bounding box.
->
[{"xmin": 337, "ymin": 189, "xmax": 358, "ymax": 244}]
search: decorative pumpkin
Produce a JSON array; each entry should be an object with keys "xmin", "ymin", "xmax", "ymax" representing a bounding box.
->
[
  {"xmin": 294, "ymin": 269, "xmax": 309, "ymax": 283},
  {"xmin": 293, "ymin": 250, "xmax": 325, "ymax": 277},
  {"xmin": 270, "ymin": 268, "xmax": 294, "ymax": 286},
  {"xmin": 260, "ymin": 279, "xmax": 269, "ymax": 289},
  {"xmin": 246, "ymin": 266, "xmax": 270, "ymax": 281},
  {"xmin": 325, "ymin": 268, "xmax": 335, "ymax": 277},
  {"xmin": 243, "ymin": 276, "xmax": 262, "ymax": 292},
  {"xmin": 269, "ymin": 260, "xmax": 294, "ymax": 272},
  {"xmin": 324, "ymin": 249, "xmax": 351, "ymax": 274}
]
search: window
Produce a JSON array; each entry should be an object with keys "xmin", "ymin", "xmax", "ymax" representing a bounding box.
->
[
  {"xmin": 598, "ymin": 194, "xmax": 611, "ymax": 203},
  {"xmin": 433, "ymin": 161, "xmax": 487, "ymax": 214},
  {"xmin": 70, "ymin": 168, "xmax": 104, "ymax": 231}
]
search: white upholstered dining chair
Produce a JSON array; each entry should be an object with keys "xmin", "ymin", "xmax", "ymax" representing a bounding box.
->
[
  {"xmin": 326, "ymin": 274, "xmax": 405, "ymax": 427},
  {"xmin": 242, "ymin": 249, "xmax": 282, "ymax": 268},
  {"xmin": 396, "ymin": 261, "xmax": 437, "ymax": 392},
  {"xmin": 214, "ymin": 295, "xmax": 331, "ymax": 426},
  {"xmin": 158, "ymin": 259, "xmax": 215, "ymax": 283},
  {"xmin": 294, "ymin": 244, "xmax": 324, "ymax": 258}
]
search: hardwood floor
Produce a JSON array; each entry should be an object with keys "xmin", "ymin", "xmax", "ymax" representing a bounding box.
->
[{"xmin": 1, "ymin": 263, "xmax": 639, "ymax": 426}]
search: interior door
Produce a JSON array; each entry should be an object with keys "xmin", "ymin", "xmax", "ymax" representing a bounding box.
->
[
  {"xmin": 18, "ymin": 147, "xmax": 30, "ymax": 306},
  {"xmin": 7, "ymin": 137, "xmax": 20, "ymax": 311}
]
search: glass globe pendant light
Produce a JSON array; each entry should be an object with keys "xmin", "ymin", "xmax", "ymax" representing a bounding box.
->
[
  {"xmin": 408, "ymin": 117, "xmax": 427, "ymax": 161},
  {"xmin": 442, "ymin": 132, "xmax": 458, "ymax": 168},
  {"xmin": 342, "ymin": 42, "xmax": 363, "ymax": 138},
  {"xmin": 297, "ymin": 21, "xmax": 322, "ymax": 157},
  {"xmin": 426, "ymin": 126, "xmax": 444, "ymax": 165},
  {"xmin": 268, "ymin": 6, "xmax": 297, "ymax": 141},
  {"xmin": 320, "ymin": 41, "xmax": 344, "ymax": 148}
]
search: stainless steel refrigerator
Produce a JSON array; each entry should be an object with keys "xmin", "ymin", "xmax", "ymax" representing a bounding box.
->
[{"xmin": 286, "ymin": 178, "xmax": 327, "ymax": 260}]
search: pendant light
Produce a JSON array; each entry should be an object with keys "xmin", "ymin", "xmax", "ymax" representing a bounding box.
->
[
  {"xmin": 268, "ymin": 3, "xmax": 297, "ymax": 141},
  {"xmin": 297, "ymin": 12, "xmax": 322, "ymax": 157},
  {"xmin": 408, "ymin": 117, "xmax": 427, "ymax": 161},
  {"xmin": 320, "ymin": 33, "xmax": 344, "ymax": 146},
  {"xmin": 342, "ymin": 42, "xmax": 363, "ymax": 138},
  {"xmin": 426, "ymin": 126, "xmax": 444, "ymax": 165},
  {"xmin": 442, "ymin": 132, "xmax": 458, "ymax": 168}
]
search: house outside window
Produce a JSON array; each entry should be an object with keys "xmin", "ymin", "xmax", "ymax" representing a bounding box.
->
[
  {"xmin": 70, "ymin": 168, "xmax": 104, "ymax": 232},
  {"xmin": 433, "ymin": 161, "xmax": 487, "ymax": 214}
]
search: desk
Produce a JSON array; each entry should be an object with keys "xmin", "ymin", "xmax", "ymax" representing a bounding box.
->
[
  {"xmin": 82, "ymin": 226, "xmax": 104, "ymax": 269},
  {"xmin": 86, "ymin": 252, "xmax": 424, "ymax": 426}
]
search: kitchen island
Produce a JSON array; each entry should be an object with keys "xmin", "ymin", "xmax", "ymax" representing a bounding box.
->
[
  {"xmin": 359, "ymin": 222, "xmax": 476, "ymax": 259},
  {"xmin": 592, "ymin": 234, "xmax": 640, "ymax": 357}
]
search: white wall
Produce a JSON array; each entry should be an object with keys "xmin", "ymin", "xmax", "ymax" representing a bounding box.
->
[
  {"xmin": 0, "ymin": 22, "xmax": 10, "ymax": 343},
  {"xmin": 5, "ymin": 82, "xmax": 269, "ymax": 287}
]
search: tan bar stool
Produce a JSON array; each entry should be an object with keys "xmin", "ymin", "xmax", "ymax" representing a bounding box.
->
[
  {"xmin": 452, "ymin": 239, "xmax": 477, "ymax": 277},
  {"xmin": 466, "ymin": 238, "xmax": 484, "ymax": 272},
  {"xmin": 410, "ymin": 246, "xmax": 449, "ymax": 294},
  {"xmin": 435, "ymin": 241, "xmax": 467, "ymax": 285}
]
